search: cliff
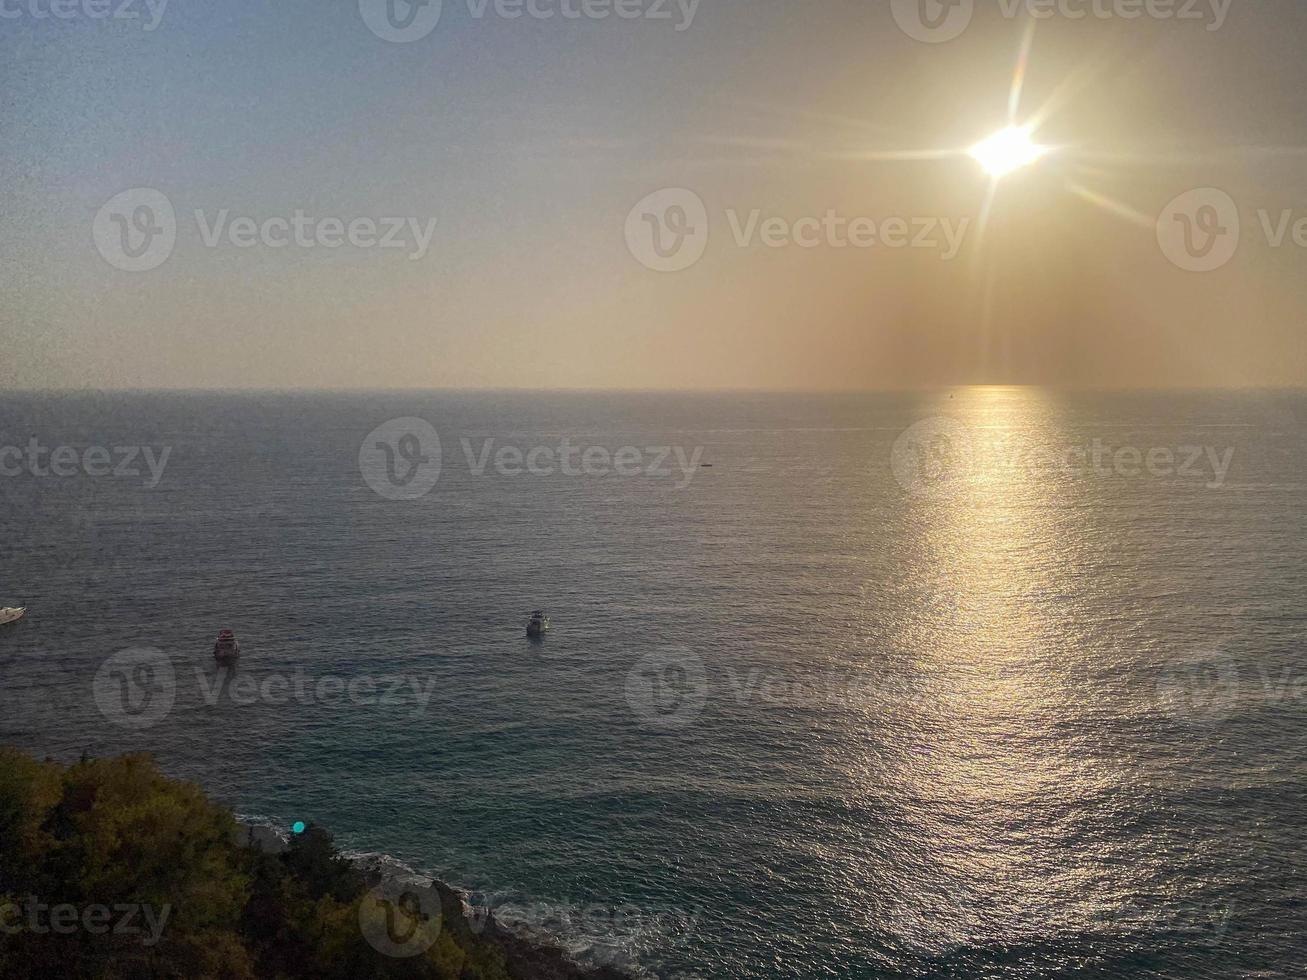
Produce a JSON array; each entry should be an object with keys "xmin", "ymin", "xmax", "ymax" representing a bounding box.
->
[{"xmin": 0, "ymin": 748, "xmax": 635, "ymax": 980}]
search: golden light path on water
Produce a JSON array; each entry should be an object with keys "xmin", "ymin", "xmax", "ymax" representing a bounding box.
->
[{"xmin": 822, "ymin": 388, "xmax": 1148, "ymax": 959}]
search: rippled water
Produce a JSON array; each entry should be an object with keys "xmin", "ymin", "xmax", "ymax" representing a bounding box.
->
[{"xmin": 2, "ymin": 389, "xmax": 1305, "ymax": 978}]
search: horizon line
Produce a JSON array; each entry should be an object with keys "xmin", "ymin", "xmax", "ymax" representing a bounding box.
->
[{"xmin": 2, "ymin": 383, "xmax": 1304, "ymax": 396}]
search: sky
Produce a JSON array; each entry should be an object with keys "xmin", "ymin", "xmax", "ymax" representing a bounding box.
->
[{"xmin": 3, "ymin": 0, "xmax": 1307, "ymax": 390}]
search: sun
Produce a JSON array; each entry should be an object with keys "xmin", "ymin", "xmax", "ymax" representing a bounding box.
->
[{"xmin": 969, "ymin": 125, "xmax": 1049, "ymax": 178}]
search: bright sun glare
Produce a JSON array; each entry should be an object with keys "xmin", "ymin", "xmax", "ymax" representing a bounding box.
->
[{"xmin": 969, "ymin": 125, "xmax": 1048, "ymax": 178}]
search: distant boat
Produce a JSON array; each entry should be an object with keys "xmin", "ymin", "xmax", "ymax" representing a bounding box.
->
[
  {"xmin": 526, "ymin": 611, "xmax": 549, "ymax": 638},
  {"xmin": 213, "ymin": 629, "xmax": 241, "ymax": 661},
  {"xmin": 0, "ymin": 607, "xmax": 26, "ymax": 626}
]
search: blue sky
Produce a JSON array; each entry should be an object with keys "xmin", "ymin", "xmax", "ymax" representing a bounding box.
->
[{"xmin": 5, "ymin": 0, "xmax": 1307, "ymax": 389}]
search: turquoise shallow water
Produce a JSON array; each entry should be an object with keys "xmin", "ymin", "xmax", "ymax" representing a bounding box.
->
[{"xmin": 2, "ymin": 389, "xmax": 1305, "ymax": 978}]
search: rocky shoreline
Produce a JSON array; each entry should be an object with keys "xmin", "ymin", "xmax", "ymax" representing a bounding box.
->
[{"xmin": 240, "ymin": 824, "xmax": 637, "ymax": 980}]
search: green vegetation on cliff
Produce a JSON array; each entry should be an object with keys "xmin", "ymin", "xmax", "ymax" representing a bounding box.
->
[{"xmin": 0, "ymin": 749, "xmax": 628, "ymax": 980}]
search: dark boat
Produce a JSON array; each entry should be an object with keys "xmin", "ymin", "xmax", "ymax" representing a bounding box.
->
[
  {"xmin": 213, "ymin": 629, "xmax": 241, "ymax": 661},
  {"xmin": 526, "ymin": 611, "xmax": 549, "ymax": 638}
]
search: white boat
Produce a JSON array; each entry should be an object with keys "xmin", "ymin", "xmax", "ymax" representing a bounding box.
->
[
  {"xmin": 0, "ymin": 607, "xmax": 26, "ymax": 626},
  {"xmin": 526, "ymin": 611, "xmax": 549, "ymax": 638}
]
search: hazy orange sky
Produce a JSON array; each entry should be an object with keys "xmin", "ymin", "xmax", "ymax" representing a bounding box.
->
[{"xmin": 4, "ymin": 1, "xmax": 1307, "ymax": 390}]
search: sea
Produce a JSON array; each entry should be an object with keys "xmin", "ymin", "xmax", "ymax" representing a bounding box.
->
[{"xmin": 1, "ymin": 388, "xmax": 1304, "ymax": 979}]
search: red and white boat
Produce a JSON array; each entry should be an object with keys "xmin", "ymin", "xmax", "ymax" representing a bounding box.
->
[{"xmin": 213, "ymin": 629, "xmax": 241, "ymax": 661}]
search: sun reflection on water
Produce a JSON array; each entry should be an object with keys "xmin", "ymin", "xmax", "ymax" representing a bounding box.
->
[{"xmin": 832, "ymin": 388, "xmax": 1141, "ymax": 956}]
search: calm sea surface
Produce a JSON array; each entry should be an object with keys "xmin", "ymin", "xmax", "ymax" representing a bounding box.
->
[{"xmin": 2, "ymin": 389, "xmax": 1305, "ymax": 979}]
